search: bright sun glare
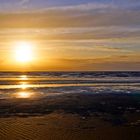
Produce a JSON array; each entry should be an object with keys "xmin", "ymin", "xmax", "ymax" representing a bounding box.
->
[
  {"xmin": 16, "ymin": 92, "xmax": 33, "ymax": 98},
  {"xmin": 15, "ymin": 41, "xmax": 33, "ymax": 63}
]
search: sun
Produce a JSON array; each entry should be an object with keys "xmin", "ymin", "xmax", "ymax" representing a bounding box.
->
[{"xmin": 15, "ymin": 41, "xmax": 33, "ymax": 63}]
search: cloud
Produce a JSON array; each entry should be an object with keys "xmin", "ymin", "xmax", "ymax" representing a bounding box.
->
[
  {"xmin": 0, "ymin": 1, "xmax": 139, "ymax": 70},
  {"xmin": 0, "ymin": 1, "xmax": 140, "ymax": 29},
  {"xmin": 0, "ymin": 27, "xmax": 140, "ymax": 41},
  {"xmin": 42, "ymin": 2, "xmax": 114, "ymax": 11},
  {"xmin": 0, "ymin": 9, "xmax": 140, "ymax": 29},
  {"xmin": 21, "ymin": 0, "xmax": 31, "ymax": 4},
  {"xmin": 52, "ymin": 55, "xmax": 140, "ymax": 71},
  {"xmin": 20, "ymin": 0, "xmax": 31, "ymax": 5}
]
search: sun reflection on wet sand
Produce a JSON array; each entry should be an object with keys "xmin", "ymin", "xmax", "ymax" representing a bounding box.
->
[
  {"xmin": 20, "ymin": 75, "xmax": 28, "ymax": 80},
  {"xmin": 19, "ymin": 82, "xmax": 29, "ymax": 89},
  {"xmin": 15, "ymin": 75, "xmax": 34, "ymax": 98},
  {"xmin": 16, "ymin": 91, "xmax": 34, "ymax": 98}
]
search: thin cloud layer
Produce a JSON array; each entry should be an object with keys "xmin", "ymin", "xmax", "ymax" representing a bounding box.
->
[{"xmin": 0, "ymin": 0, "xmax": 139, "ymax": 70}]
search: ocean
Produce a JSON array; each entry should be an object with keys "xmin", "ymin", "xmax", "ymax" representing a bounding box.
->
[
  {"xmin": 0, "ymin": 71, "xmax": 140, "ymax": 116},
  {"xmin": 0, "ymin": 71, "xmax": 140, "ymax": 99}
]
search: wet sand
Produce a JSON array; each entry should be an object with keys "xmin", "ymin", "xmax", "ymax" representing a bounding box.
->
[
  {"xmin": 0, "ymin": 93, "xmax": 140, "ymax": 140},
  {"xmin": 0, "ymin": 113, "xmax": 139, "ymax": 140}
]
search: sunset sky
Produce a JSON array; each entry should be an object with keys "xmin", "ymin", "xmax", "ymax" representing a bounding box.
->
[{"xmin": 0, "ymin": 0, "xmax": 140, "ymax": 71}]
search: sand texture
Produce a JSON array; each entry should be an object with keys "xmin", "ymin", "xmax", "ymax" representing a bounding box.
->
[{"xmin": 0, "ymin": 112, "xmax": 140, "ymax": 140}]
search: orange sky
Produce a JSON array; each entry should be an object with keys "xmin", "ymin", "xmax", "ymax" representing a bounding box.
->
[{"xmin": 0, "ymin": 1, "xmax": 140, "ymax": 71}]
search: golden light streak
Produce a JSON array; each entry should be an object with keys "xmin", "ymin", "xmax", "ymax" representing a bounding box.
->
[{"xmin": 16, "ymin": 92, "xmax": 33, "ymax": 98}]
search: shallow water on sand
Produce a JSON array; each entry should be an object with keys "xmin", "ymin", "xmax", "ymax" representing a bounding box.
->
[
  {"xmin": 0, "ymin": 71, "xmax": 140, "ymax": 99},
  {"xmin": 0, "ymin": 71, "xmax": 139, "ymax": 119}
]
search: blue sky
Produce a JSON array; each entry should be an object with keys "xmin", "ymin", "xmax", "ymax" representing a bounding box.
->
[
  {"xmin": 0, "ymin": 0, "xmax": 140, "ymax": 11},
  {"xmin": 0, "ymin": 0, "xmax": 139, "ymax": 14}
]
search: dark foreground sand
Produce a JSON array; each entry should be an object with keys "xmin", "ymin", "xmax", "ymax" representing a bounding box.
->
[
  {"xmin": 0, "ymin": 113, "xmax": 140, "ymax": 140},
  {"xmin": 0, "ymin": 93, "xmax": 140, "ymax": 140}
]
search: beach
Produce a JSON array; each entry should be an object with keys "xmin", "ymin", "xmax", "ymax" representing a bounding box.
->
[
  {"xmin": 0, "ymin": 72, "xmax": 140, "ymax": 140},
  {"xmin": 0, "ymin": 113, "xmax": 139, "ymax": 140}
]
